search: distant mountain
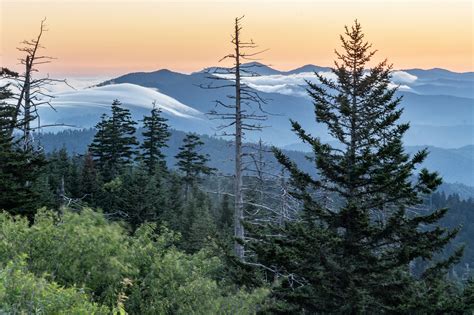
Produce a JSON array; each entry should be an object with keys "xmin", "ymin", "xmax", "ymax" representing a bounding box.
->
[
  {"xmin": 95, "ymin": 63, "xmax": 473, "ymax": 148},
  {"xmin": 401, "ymin": 68, "xmax": 474, "ymax": 99},
  {"xmin": 404, "ymin": 68, "xmax": 474, "ymax": 81},
  {"xmin": 39, "ymin": 83, "xmax": 213, "ymax": 135},
  {"xmin": 283, "ymin": 64, "xmax": 331, "ymax": 75},
  {"xmin": 38, "ymin": 128, "xmax": 474, "ymax": 190},
  {"xmin": 43, "ymin": 63, "xmax": 473, "ymax": 149}
]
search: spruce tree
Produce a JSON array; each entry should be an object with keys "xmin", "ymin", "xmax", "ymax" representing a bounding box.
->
[
  {"xmin": 247, "ymin": 21, "xmax": 463, "ymax": 313},
  {"xmin": 80, "ymin": 151, "xmax": 100, "ymax": 205},
  {"xmin": 0, "ymin": 68, "xmax": 45, "ymax": 219},
  {"xmin": 182, "ymin": 187, "xmax": 216, "ymax": 253},
  {"xmin": 162, "ymin": 172, "xmax": 185, "ymax": 231},
  {"xmin": 140, "ymin": 104, "xmax": 171, "ymax": 175},
  {"xmin": 68, "ymin": 155, "xmax": 82, "ymax": 199},
  {"xmin": 89, "ymin": 99, "xmax": 138, "ymax": 181},
  {"xmin": 175, "ymin": 134, "xmax": 214, "ymax": 195},
  {"xmin": 219, "ymin": 194, "xmax": 234, "ymax": 231},
  {"xmin": 217, "ymin": 194, "xmax": 235, "ymax": 251},
  {"xmin": 117, "ymin": 168, "xmax": 162, "ymax": 229}
]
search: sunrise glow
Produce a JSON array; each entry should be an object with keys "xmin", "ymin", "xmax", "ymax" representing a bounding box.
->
[{"xmin": 1, "ymin": 0, "xmax": 473, "ymax": 75}]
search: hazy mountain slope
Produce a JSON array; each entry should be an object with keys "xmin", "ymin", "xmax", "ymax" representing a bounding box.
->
[
  {"xmin": 38, "ymin": 128, "xmax": 474, "ymax": 188},
  {"xmin": 95, "ymin": 64, "xmax": 474, "ymax": 148},
  {"xmin": 39, "ymin": 83, "xmax": 214, "ymax": 135}
]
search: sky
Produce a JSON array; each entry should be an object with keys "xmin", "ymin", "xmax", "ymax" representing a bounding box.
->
[{"xmin": 1, "ymin": 0, "xmax": 473, "ymax": 76}]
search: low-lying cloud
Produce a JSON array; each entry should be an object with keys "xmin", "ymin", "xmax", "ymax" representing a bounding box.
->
[
  {"xmin": 216, "ymin": 70, "xmax": 414, "ymax": 97},
  {"xmin": 391, "ymin": 71, "xmax": 418, "ymax": 84}
]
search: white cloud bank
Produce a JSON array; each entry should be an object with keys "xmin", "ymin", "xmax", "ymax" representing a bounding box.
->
[
  {"xmin": 216, "ymin": 70, "xmax": 416, "ymax": 97},
  {"xmin": 51, "ymin": 83, "xmax": 202, "ymax": 119},
  {"xmin": 391, "ymin": 71, "xmax": 418, "ymax": 84}
]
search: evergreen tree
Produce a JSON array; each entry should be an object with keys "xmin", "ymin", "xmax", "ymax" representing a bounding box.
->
[
  {"xmin": 46, "ymin": 147, "xmax": 71, "ymax": 206},
  {"xmin": 162, "ymin": 172, "xmax": 185, "ymax": 231},
  {"xmin": 140, "ymin": 104, "xmax": 171, "ymax": 175},
  {"xmin": 217, "ymin": 193, "xmax": 235, "ymax": 251},
  {"xmin": 118, "ymin": 168, "xmax": 162, "ymax": 229},
  {"xmin": 80, "ymin": 151, "xmax": 100, "ymax": 205},
  {"xmin": 0, "ymin": 68, "xmax": 45, "ymax": 219},
  {"xmin": 182, "ymin": 187, "xmax": 216, "ymax": 253},
  {"xmin": 89, "ymin": 99, "xmax": 138, "ymax": 181},
  {"xmin": 219, "ymin": 194, "xmax": 234, "ymax": 231},
  {"xmin": 247, "ymin": 21, "xmax": 464, "ymax": 313},
  {"xmin": 68, "ymin": 155, "xmax": 82, "ymax": 199},
  {"xmin": 175, "ymin": 134, "xmax": 214, "ymax": 195}
]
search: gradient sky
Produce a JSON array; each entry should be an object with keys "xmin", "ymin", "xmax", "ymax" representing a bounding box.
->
[{"xmin": 1, "ymin": 0, "xmax": 473, "ymax": 76}]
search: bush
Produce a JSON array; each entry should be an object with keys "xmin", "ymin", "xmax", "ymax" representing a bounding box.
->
[
  {"xmin": 0, "ymin": 208, "xmax": 267, "ymax": 314},
  {"xmin": 0, "ymin": 208, "xmax": 133, "ymax": 305},
  {"xmin": 127, "ymin": 224, "xmax": 268, "ymax": 314},
  {"xmin": 0, "ymin": 257, "xmax": 108, "ymax": 314}
]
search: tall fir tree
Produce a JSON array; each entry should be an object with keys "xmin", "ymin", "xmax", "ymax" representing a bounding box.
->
[
  {"xmin": 113, "ymin": 168, "xmax": 162, "ymax": 229},
  {"xmin": 140, "ymin": 104, "xmax": 171, "ymax": 175},
  {"xmin": 0, "ymin": 68, "xmax": 45, "ymax": 219},
  {"xmin": 89, "ymin": 99, "xmax": 138, "ymax": 181},
  {"xmin": 217, "ymin": 193, "xmax": 235, "ymax": 251},
  {"xmin": 181, "ymin": 187, "xmax": 217, "ymax": 253},
  {"xmin": 68, "ymin": 155, "xmax": 82, "ymax": 199},
  {"xmin": 175, "ymin": 134, "xmax": 214, "ymax": 196},
  {"xmin": 247, "ymin": 21, "xmax": 464, "ymax": 313},
  {"xmin": 162, "ymin": 172, "xmax": 185, "ymax": 231},
  {"xmin": 80, "ymin": 151, "xmax": 100, "ymax": 205}
]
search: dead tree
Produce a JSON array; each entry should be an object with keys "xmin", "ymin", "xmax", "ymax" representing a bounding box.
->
[
  {"xmin": 8, "ymin": 18, "xmax": 70, "ymax": 151},
  {"xmin": 203, "ymin": 16, "xmax": 269, "ymax": 260},
  {"xmin": 246, "ymin": 139, "xmax": 300, "ymax": 226}
]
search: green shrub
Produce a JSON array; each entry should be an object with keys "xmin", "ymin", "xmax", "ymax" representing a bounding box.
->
[
  {"xmin": 0, "ymin": 257, "xmax": 108, "ymax": 314},
  {"xmin": 0, "ymin": 209, "xmax": 267, "ymax": 314},
  {"xmin": 0, "ymin": 208, "xmax": 133, "ymax": 305}
]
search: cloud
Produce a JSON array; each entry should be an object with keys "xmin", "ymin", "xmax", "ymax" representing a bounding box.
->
[
  {"xmin": 48, "ymin": 76, "xmax": 112, "ymax": 94},
  {"xmin": 388, "ymin": 83, "xmax": 412, "ymax": 91},
  {"xmin": 215, "ymin": 71, "xmax": 338, "ymax": 96},
  {"xmin": 215, "ymin": 70, "xmax": 415, "ymax": 97},
  {"xmin": 391, "ymin": 71, "xmax": 418, "ymax": 84},
  {"xmin": 51, "ymin": 83, "xmax": 202, "ymax": 119}
]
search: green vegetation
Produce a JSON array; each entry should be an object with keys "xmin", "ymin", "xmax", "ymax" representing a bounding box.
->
[
  {"xmin": 0, "ymin": 258, "xmax": 108, "ymax": 314},
  {"xmin": 246, "ymin": 21, "xmax": 472, "ymax": 313},
  {"xmin": 0, "ymin": 209, "xmax": 267, "ymax": 314},
  {"xmin": 1, "ymin": 21, "xmax": 473, "ymax": 314}
]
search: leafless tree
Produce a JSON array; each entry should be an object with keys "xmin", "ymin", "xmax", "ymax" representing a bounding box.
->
[
  {"xmin": 6, "ymin": 18, "xmax": 71, "ymax": 151},
  {"xmin": 202, "ymin": 16, "xmax": 270, "ymax": 260},
  {"xmin": 245, "ymin": 139, "xmax": 301, "ymax": 225}
]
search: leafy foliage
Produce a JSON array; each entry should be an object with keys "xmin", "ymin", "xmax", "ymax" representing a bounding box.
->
[
  {"xmin": 0, "ymin": 257, "xmax": 109, "ymax": 314},
  {"xmin": 0, "ymin": 208, "xmax": 267, "ymax": 314}
]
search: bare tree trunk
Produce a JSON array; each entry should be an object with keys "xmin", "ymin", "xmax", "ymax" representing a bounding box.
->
[
  {"xmin": 204, "ymin": 16, "xmax": 268, "ymax": 260},
  {"xmin": 10, "ymin": 18, "xmax": 70, "ymax": 144},
  {"xmin": 23, "ymin": 56, "xmax": 32, "ymax": 151},
  {"xmin": 233, "ymin": 18, "xmax": 245, "ymax": 260}
]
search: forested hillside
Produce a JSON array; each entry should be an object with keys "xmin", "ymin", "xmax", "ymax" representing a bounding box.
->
[
  {"xmin": 38, "ymin": 127, "xmax": 474, "ymax": 192},
  {"xmin": 1, "ymin": 19, "xmax": 473, "ymax": 314}
]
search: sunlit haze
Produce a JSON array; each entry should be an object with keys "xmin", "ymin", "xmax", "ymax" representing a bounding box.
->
[{"xmin": 1, "ymin": 0, "xmax": 473, "ymax": 76}]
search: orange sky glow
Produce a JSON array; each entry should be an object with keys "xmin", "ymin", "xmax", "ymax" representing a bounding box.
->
[{"xmin": 1, "ymin": 0, "xmax": 473, "ymax": 76}]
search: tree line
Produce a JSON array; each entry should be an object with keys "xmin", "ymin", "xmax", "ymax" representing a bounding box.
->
[{"xmin": 1, "ymin": 19, "xmax": 473, "ymax": 313}]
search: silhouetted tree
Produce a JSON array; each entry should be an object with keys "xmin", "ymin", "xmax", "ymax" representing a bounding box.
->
[
  {"xmin": 0, "ymin": 68, "xmax": 45, "ymax": 218},
  {"xmin": 205, "ymin": 16, "xmax": 268, "ymax": 260},
  {"xmin": 175, "ymin": 134, "xmax": 214, "ymax": 197},
  {"xmin": 248, "ymin": 21, "xmax": 464, "ymax": 313},
  {"xmin": 140, "ymin": 104, "xmax": 171, "ymax": 175},
  {"xmin": 89, "ymin": 99, "xmax": 138, "ymax": 181}
]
